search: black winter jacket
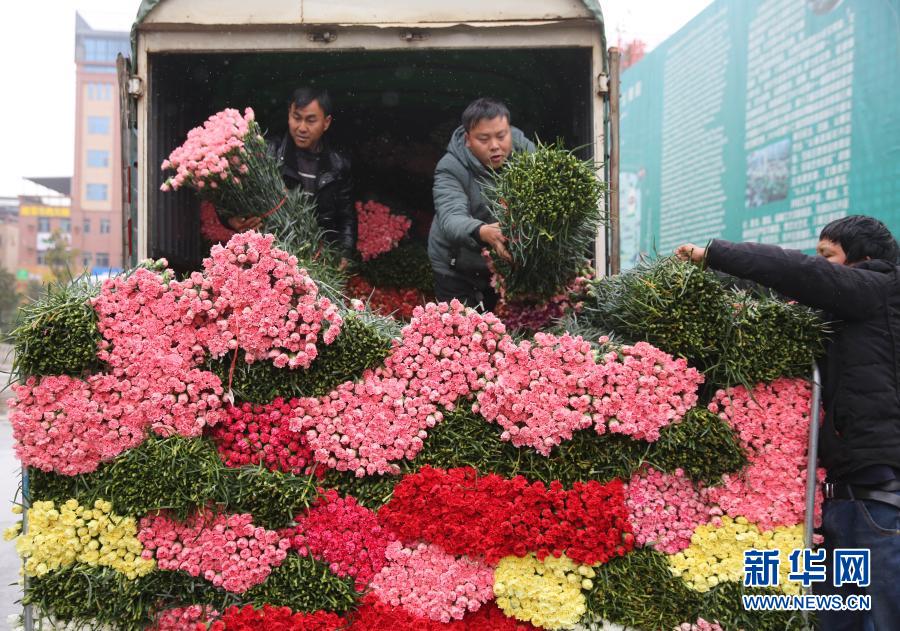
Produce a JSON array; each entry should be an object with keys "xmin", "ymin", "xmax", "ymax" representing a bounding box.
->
[
  {"xmin": 706, "ymin": 239, "xmax": 900, "ymax": 481},
  {"xmin": 268, "ymin": 134, "xmax": 357, "ymax": 257}
]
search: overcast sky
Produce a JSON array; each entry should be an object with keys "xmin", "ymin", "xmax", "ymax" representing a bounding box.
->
[{"xmin": 0, "ymin": 0, "xmax": 712, "ymax": 199}]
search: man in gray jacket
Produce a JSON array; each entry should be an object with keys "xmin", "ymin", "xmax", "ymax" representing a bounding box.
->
[{"xmin": 428, "ymin": 98, "xmax": 535, "ymax": 311}]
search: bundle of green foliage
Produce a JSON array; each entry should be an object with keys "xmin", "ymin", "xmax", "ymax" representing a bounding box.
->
[
  {"xmin": 485, "ymin": 141, "xmax": 606, "ymax": 301},
  {"xmin": 586, "ymin": 549, "xmax": 810, "ymax": 631},
  {"xmin": 28, "ymin": 436, "xmax": 317, "ymax": 530},
  {"xmin": 10, "ymin": 275, "xmax": 101, "ymax": 378},
  {"xmin": 356, "ymin": 241, "xmax": 433, "ymax": 292},
  {"xmin": 206, "ymin": 311, "xmax": 395, "ymax": 403},
  {"xmin": 25, "ymin": 554, "xmax": 356, "ymax": 631},
  {"xmin": 580, "ymin": 258, "xmax": 826, "ymax": 387}
]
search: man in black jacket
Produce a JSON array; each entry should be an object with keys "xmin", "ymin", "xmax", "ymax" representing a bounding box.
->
[
  {"xmin": 229, "ymin": 87, "xmax": 356, "ymax": 265},
  {"xmin": 676, "ymin": 215, "xmax": 900, "ymax": 630}
]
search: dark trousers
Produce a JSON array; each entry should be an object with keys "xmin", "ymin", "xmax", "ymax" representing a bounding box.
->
[
  {"xmin": 815, "ymin": 491, "xmax": 900, "ymax": 630},
  {"xmin": 433, "ymin": 272, "xmax": 498, "ymax": 314}
]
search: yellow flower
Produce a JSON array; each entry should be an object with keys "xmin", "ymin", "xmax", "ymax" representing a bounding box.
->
[
  {"xmin": 3, "ymin": 523, "xmax": 22, "ymax": 541},
  {"xmin": 494, "ymin": 553, "xmax": 594, "ymax": 629},
  {"xmin": 668, "ymin": 516, "xmax": 804, "ymax": 594},
  {"xmin": 14, "ymin": 499, "xmax": 155, "ymax": 579}
]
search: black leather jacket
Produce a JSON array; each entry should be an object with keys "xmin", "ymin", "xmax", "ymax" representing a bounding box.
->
[
  {"xmin": 268, "ymin": 134, "xmax": 357, "ymax": 256},
  {"xmin": 707, "ymin": 239, "xmax": 900, "ymax": 481}
]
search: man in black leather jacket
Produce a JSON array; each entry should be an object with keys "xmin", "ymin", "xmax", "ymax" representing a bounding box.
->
[
  {"xmin": 230, "ymin": 87, "xmax": 356, "ymax": 264},
  {"xmin": 677, "ymin": 215, "xmax": 900, "ymax": 631}
]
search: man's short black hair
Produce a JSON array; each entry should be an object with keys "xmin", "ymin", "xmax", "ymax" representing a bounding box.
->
[
  {"xmin": 820, "ymin": 215, "xmax": 900, "ymax": 264},
  {"xmin": 461, "ymin": 98, "xmax": 510, "ymax": 132},
  {"xmin": 289, "ymin": 87, "xmax": 332, "ymax": 117}
]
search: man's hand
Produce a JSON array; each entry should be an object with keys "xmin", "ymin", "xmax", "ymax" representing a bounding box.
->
[
  {"xmin": 479, "ymin": 222, "xmax": 512, "ymax": 262},
  {"xmin": 227, "ymin": 216, "xmax": 263, "ymax": 232},
  {"xmin": 674, "ymin": 243, "xmax": 706, "ymax": 263}
]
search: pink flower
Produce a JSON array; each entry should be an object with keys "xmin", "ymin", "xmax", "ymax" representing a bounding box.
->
[
  {"xmin": 138, "ymin": 509, "xmax": 289, "ymax": 593},
  {"xmin": 705, "ymin": 378, "xmax": 824, "ymax": 530},
  {"xmin": 369, "ymin": 541, "xmax": 495, "ymax": 623},
  {"xmin": 355, "ymin": 200, "xmax": 412, "ymax": 261}
]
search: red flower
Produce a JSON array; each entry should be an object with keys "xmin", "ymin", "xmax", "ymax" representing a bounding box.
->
[
  {"xmin": 378, "ymin": 466, "xmax": 635, "ymax": 565},
  {"xmin": 210, "ymin": 398, "xmax": 316, "ymax": 475},
  {"xmin": 211, "ymin": 604, "xmax": 346, "ymax": 630}
]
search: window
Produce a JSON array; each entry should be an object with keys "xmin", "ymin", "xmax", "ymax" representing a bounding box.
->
[
  {"xmin": 100, "ymin": 218, "xmax": 111, "ymax": 234},
  {"xmin": 37, "ymin": 252, "xmax": 46, "ymax": 265},
  {"xmin": 87, "ymin": 184, "xmax": 108, "ymax": 201},
  {"xmin": 84, "ymin": 37, "xmax": 128, "ymax": 63},
  {"xmin": 95, "ymin": 252, "xmax": 110, "ymax": 267},
  {"xmin": 87, "ymin": 150, "xmax": 109, "ymax": 167},
  {"xmin": 82, "ymin": 252, "xmax": 92, "ymax": 267},
  {"xmin": 37, "ymin": 217, "xmax": 51, "ymax": 232},
  {"xmin": 83, "ymin": 218, "xmax": 91, "ymax": 234},
  {"xmin": 87, "ymin": 116, "xmax": 110, "ymax": 134},
  {"xmin": 87, "ymin": 83, "xmax": 113, "ymax": 101},
  {"xmin": 60, "ymin": 219, "xmax": 71, "ymax": 233}
]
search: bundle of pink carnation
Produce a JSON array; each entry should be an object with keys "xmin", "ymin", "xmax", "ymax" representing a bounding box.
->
[
  {"xmin": 625, "ymin": 466, "xmax": 711, "ymax": 554},
  {"xmin": 356, "ymin": 200, "xmax": 412, "ymax": 261},
  {"xmin": 161, "ymin": 107, "xmax": 308, "ymax": 226},
  {"xmin": 161, "ymin": 108, "xmax": 254, "ymax": 197}
]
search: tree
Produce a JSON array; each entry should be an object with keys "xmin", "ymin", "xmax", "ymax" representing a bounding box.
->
[
  {"xmin": 0, "ymin": 267, "xmax": 20, "ymax": 331},
  {"xmin": 44, "ymin": 229, "xmax": 79, "ymax": 281}
]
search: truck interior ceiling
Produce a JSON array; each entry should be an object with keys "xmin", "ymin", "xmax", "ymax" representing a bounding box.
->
[{"xmin": 148, "ymin": 47, "xmax": 593, "ymax": 271}]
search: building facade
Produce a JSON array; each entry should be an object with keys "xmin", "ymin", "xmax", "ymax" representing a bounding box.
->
[
  {"xmin": 15, "ymin": 179, "xmax": 72, "ymax": 281},
  {"xmin": 0, "ymin": 197, "xmax": 19, "ymax": 274},
  {"xmin": 72, "ymin": 13, "xmax": 129, "ymax": 275}
]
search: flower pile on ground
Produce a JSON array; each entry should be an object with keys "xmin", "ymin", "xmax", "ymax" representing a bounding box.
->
[
  {"xmin": 355, "ymin": 200, "xmax": 412, "ymax": 261},
  {"xmin": 9, "ymin": 227, "xmax": 824, "ymax": 631},
  {"xmin": 137, "ymin": 509, "xmax": 290, "ymax": 593}
]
